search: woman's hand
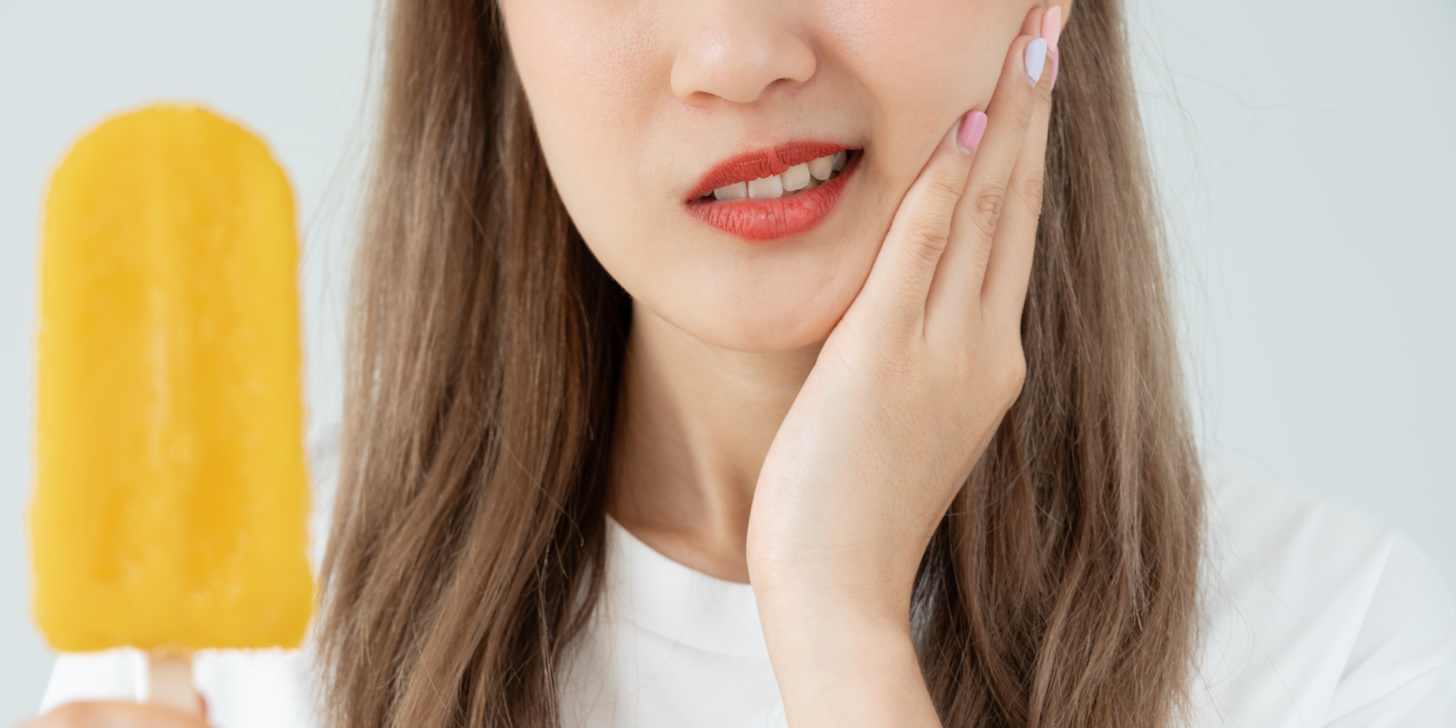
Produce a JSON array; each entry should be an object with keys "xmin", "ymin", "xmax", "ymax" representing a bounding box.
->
[
  {"xmin": 19, "ymin": 695, "xmax": 208, "ymax": 728},
  {"xmin": 746, "ymin": 5, "xmax": 1062, "ymax": 721}
]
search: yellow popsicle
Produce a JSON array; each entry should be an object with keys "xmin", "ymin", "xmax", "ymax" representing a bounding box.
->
[{"xmin": 30, "ymin": 102, "xmax": 313, "ymax": 653}]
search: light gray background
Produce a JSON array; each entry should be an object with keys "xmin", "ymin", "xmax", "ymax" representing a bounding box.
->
[{"xmin": 1, "ymin": 0, "xmax": 1452, "ymax": 723}]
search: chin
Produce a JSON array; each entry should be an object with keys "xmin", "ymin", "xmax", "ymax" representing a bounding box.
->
[{"xmin": 670, "ymin": 287, "xmax": 851, "ymax": 354}]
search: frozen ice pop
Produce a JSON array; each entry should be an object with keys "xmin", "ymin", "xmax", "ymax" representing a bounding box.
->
[{"xmin": 29, "ymin": 103, "xmax": 313, "ymax": 666}]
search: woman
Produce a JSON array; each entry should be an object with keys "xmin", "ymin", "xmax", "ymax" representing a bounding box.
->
[{"xmin": 30, "ymin": 0, "xmax": 1456, "ymax": 726}]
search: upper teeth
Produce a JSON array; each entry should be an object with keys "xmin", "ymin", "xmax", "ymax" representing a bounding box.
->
[{"xmin": 712, "ymin": 150, "xmax": 849, "ymax": 201}]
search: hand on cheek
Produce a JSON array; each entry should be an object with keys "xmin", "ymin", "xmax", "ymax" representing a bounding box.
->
[
  {"xmin": 747, "ymin": 2, "xmax": 1063, "ymax": 623},
  {"xmin": 743, "ymin": 12, "xmax": 1066, "ymax": 725}
]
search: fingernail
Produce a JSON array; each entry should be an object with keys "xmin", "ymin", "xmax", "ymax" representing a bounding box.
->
[
  {"xmin": 1050, "ymin": 47, "xmax": 1060, "ymax": 89},
  {"xmin": 1041, "ymin": 5, "xmax": 1063, "ymax": 53},
  {"xmin": 1025, "ymin": 38, "xmax": 1048, "ymax": 84},
  {"xmin": 956, "ymin": 110, "xmax": 988, "ymax": 154}
]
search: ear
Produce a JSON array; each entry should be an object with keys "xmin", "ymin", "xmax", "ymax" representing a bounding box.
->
[{"xmin": 1057, "ymin": 0, "xmax": 1074, "ymax": 28}]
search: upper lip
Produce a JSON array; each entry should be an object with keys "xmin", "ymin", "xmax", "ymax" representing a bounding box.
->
[{"xmin": 684, "ymin": 139, "xmax": 859, "ymax": 203}]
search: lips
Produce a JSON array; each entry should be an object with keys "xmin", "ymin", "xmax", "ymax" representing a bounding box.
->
[
  {"xmin": 683, "ymin": 140, "xmax": 860, "ymax": 203},
  {"xmin": 684, "ymin": 149, "xmax": 862, "ymax": 243}
]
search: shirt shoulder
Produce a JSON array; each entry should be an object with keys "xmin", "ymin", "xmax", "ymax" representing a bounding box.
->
[{"xmin": 1191, "ymin": 452, "xmax": 1456, "ymax": 726}]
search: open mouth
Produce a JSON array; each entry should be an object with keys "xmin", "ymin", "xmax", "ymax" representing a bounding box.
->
[
  {"xmin": 683, "ymin": 149, "xmax": 863, "ymax": 243},
  {"xmin": 692, "ymin": 149, "xmax": 861, "ymax": 204}
]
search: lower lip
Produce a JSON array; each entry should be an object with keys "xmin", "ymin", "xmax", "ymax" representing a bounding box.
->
[{"xmin": 684, "ymin": 151, "xmax": 862, "ymax": 243}]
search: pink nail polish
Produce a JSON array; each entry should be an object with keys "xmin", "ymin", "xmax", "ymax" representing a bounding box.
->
[
  {"xmin": 1050, "ymin": 47, "xmax": 1059, "ymax": 89},
  {"xmin": 1041, "ymin": 5, "xmax": 1063, "ymax": 52},
  {"xmin": 957, "ymin": 111, "xmax": 988, "ymax": 153}
]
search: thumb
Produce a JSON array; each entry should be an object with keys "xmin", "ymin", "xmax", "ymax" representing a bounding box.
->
[{"xmin": 853, "ymin": 111, "xmax": 981, "ymax": 337}]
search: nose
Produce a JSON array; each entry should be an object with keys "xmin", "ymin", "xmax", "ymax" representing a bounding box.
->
[{"xmin": 669, "ymin": 3, "xmax": 817, "ymax": 106}]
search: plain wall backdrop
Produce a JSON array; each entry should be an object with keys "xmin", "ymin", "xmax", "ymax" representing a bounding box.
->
[{"xmin": 1, "ymin": 0, "xmax": 1452, "ymax": 723}]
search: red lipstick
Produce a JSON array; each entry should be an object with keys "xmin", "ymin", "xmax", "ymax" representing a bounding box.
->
[{"xmin": 684, "ymin": 141, "xmax": 862, "ymax": 243}]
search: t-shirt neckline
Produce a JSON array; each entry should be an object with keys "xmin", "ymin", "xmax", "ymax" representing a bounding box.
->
[{"xmin": 603, "ymin": 513, "xmax": 770, "ymax": 659}]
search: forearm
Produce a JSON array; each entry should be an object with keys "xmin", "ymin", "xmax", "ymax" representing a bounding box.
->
[{"xmin": 757, "ymin": 599, "xmax": 942, "ymax": 727}]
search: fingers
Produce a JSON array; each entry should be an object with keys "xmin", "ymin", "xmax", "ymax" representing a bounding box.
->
[
  {"xmin": 924, "ymin": 8, "xmax": 1057, "ymax": 332},
  {"xmin": 853, "ymin": 109, "xmax": 978, "ymax": 335},
  {"xmin": 27, "ymin": 700, "xmax": 211, "ymax": 728},
  {"xmin": 980, "ymin": 5, "xmax": 1063, "ymax": 328}
]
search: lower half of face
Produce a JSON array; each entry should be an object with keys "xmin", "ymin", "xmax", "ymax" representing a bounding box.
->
[{"xmin": 503, "ymin": 0, "xmax": 1028, "ymax": 353}]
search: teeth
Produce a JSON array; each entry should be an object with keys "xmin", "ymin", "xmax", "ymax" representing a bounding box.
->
[
  {"xmin": 709, "ymin": 151, "xmax": 851, "ymax": 200},
  {"xmin": 713, "ymin": 181, "xmax": 747, "ymax": 201},
  {"xmin": 808, "ymin": 155, "xmax": 834, "ymax": 181},
  {"xmin": 781, "ymin": 163, "xmax": 811, "ymax": 192},
  {"xmin": 747, "ymin": 174, "xmax": 784, "ymax": 199}
]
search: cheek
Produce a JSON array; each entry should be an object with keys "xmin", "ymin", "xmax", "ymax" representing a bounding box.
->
[
  {"xmin": 504, "ymin": 0, "xmax": 658, "ymax": 237},
  {"xmin": 501, "ymin": 0, "xmax": 1025, "ymax": 354},
  {"xmin": 836, "ymin": 0, "xmax": 1023, "ymax": 181},
  {"xmin": 504, "ymin": 8, "xmax": 783, "ymax": 348}
]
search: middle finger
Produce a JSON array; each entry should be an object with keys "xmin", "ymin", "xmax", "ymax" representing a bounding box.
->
[{"xmin": 925, "ymin": 17, "xmax": 1048, "ymax": 331}]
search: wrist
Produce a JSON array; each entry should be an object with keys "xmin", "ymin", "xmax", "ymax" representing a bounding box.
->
[
  {"xmin": 753, "ymin": 583, "xmax": 912, "ymax": 644},
  {"xmin": 749, "ymin": 560, "xmax": 915, "ymax": 635},
  {"xmin": 752, "ymin": 597, "xmax": 937, "ymax": 727}
]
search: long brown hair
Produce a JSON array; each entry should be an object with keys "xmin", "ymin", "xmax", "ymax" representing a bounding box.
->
[{"xmin": 317, "ymin": 0, "xmax": 1207, "ymax": 726}]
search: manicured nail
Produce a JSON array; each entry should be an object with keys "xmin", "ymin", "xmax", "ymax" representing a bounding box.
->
[
  {"xmin": 1050, "ymin": 47, "xmax": 1060, "ymax": 89},
  {"xmin": 1041, "ymin": 5, "xmax": 1063, "ymax": 53},
  {"xmin": 957, "ymin": 110, "xmax": 988, "ymax": 153},
  {"xmin": 1025, "ymin": 38, "xmax": 1048, "ymax": 84}
]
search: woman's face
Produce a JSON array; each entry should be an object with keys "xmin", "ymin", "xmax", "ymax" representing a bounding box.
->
[{"xmin": 498, "ymin": 0, "xmax": 1038, "ymax": 352}]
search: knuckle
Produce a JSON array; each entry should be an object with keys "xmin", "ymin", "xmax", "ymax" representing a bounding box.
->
[
  {"xmin": 1035, "ymin": 70, "xmax": 1055, "ymax": 104},
  {"xmin": 949, "ymin": 345, "xmax": 979, "ymax": 385},
  {"xmin": 1001, "ymin": 349, "xmax": 1028, "ymax": 402},
  {"xmin": 1012, "ymin": 90, "xmax": 1037, "ymax": 130},
  {"xmin": 893, "ymin": 213, "xmax": 952, "ymax": 265},
  {"xmin": 1017, "ymin": 171, "xmax": 1047, "ymax": 215},
  {"xmin": 969, "ymin": 185, "xmax": 1007, "ymax": 236},
  {"xmin": 923, "ymin": 167, "xmax": 968, "ymax": 209},
  {"xmin": 885, "ymin": 342, "xmax": 926, "ymax": 382},
  {"xmin": 851, "ymin": 325, "xmax": 921, "ymax": 384}
]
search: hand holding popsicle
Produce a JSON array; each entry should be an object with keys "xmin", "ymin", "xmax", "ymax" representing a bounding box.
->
[
  {"xmin": 746, "ymin": 5, "xmax": 1065, "ymax": 724},
  {"xmin": 21, "ymin": 694, "xmax": 209, "ymax": 728},
  {"xmin": 27, "ymin": 103, "xmax": 313, "ymax": 722}
]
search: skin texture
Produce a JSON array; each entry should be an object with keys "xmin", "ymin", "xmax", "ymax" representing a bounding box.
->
[
  {"xmin": 499, "ymin": 0, "xmax": 1069, "ymax": 723},
  {"xmin": 23, "ymin": 696, "xmax": 207, "ymax": 728},
  {"xmin": 497, "ymin": 0, "xmax": 1063, "ymax": 584},
  {"xmin": 29, "ymin": 1, "xmax": 1067, "ymax": 724},
  {"xmin": 750, "ymin": 20, "xmax": 1063, "ymax": 724}
]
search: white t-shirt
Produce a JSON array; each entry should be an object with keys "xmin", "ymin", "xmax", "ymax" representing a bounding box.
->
[{"xmin": 37, "ymin": 428, "xmax": 1456, "ymax": 726}]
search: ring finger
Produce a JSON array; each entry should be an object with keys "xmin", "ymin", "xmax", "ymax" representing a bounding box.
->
[{"xmin": 924, "ymin": 21, "xmax": 1048, "ymax": 332}]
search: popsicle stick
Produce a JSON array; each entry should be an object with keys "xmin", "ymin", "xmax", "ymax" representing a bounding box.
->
[{"xmin": 144, "ymin": 650, "xmax": 200, "ymax": 716}]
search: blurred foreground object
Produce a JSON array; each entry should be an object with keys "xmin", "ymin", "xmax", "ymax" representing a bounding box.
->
[{"xmin": 30, "ymin": 102, "xmax": 312, "ymax": 709}]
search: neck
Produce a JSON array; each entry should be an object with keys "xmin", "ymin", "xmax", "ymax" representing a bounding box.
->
[{"xmin": 606, "ymin": 303, "xmax": 820, "ymax": 583}]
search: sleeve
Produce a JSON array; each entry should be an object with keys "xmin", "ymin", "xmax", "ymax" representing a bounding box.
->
[
  {"xmin": 37, "ymin": 648, "xmax": 144, "ymax": 715},
  {"xmin": 1321, "ymin": 533, "xmax": 1456, "ymax": 727}
]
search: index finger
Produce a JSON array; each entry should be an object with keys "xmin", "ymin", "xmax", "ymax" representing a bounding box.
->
[{"xmin": 849, "ymin": 110, "xmax": 979, "ymax": 338}]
